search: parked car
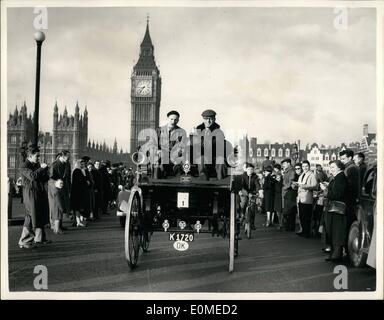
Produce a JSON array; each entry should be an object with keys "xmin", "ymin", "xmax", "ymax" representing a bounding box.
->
[{"xmin": 348, "ymin": 163, "xmax": 377, "ymax": 268}]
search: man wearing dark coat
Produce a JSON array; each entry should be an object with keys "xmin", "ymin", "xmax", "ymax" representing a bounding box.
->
[
  {"xmin": 92, "ymin": 160, "xmax": 103, "ymax": 219},
  {"xmin": 18, "ymin": 146, "xmax": 50, "ymax": 248},
  {"xmin": 239, "ymin": 163, "xmax": 261, "ymax": 230},
  {"xmin": 354, "ymin": 152, "xmax": 367, "ymax": 194},
  {"xmin": 156, "ymin": 110, "xmax": 187, "ymax": 178},
  {"xmin": 48, "ymin": 150, "xmax": 71, "ymax": 233},
  {"xmin": 263, "ymin": 166, "xmax": 275, "ymax": 227},
  {"xmin": 70, "ymin": 156, "xmax": 92, "ymax": 223},
  {"xmin": 99, "ymin": 160, "xmax": 111, "ymax": 215},
  {"xmin": 339, "ymin": 149, "xmax": 359, "ymax": 230},
  {"xmin": 281, "ymin": 158, "xmax": 297, "ymax": 231},
  {"xmin": 194, "ymin": 109, "xmax": 232, "ymax": 180}
]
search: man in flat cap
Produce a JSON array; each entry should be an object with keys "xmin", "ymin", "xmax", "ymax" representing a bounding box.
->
[
  {"xmin": 156, "ymin": 110, "xmax": 187, "ymax": 178},
  {"xmin": 194, "ymin": 109, "xmax": 231, "ymax": 180}
]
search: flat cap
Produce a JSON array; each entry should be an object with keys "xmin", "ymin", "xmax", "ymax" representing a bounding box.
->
[
  {"xmin": 81, "ymin": 156, "xmax": 90, "ymax": 162},
  {"xmin": 201, "ymin": 109, "xmax": 216, "ymax": 118},
  {"xmin": 167, "ymin": 110, "xmax": 180, "ymax": 117}
]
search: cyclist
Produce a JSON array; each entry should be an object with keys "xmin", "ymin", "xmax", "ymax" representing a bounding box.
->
[{"xmin": 239, "ymin": 163, "xmax": 261, "ymax": 233}]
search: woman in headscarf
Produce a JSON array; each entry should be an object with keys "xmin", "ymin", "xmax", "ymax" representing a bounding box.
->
[{"xmin": 70, "ymin": 157, "xmax": 92, "ymax": 227}]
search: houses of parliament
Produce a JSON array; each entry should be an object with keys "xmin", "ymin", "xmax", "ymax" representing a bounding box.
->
[
  {"xmin": 7, "ymin": 100, "xmax": 128, "ymax": 179},
  {"xmin": 7, "ymin": 20, "xmax": 159, "ymax": 180}
]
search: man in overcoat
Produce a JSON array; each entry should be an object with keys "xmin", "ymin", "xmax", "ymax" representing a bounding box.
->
[
  {"xmin": 194, "ymin": 109, "xmax": 232, "ymax": 180},
  {"xmin": 91, "ymin": 160, "xmax": 103, "ymax": 219},
  {"xmin": 18, "ymin": 146, "xmax": 50, "ymax": 248},
  {"xmin": 156, "ymin": 110, "xmax": 187, "ymax": 178},
  {"xmin": 339, "ymin": 149, "xmax": 360, "ymax": 231},
  {"xmin": 281, "ymin": 158, "xmax": 297, "ymax": 231},
  {"xmin": 48, "ymin": 150, "xmax": 71, "ymax": 233}
]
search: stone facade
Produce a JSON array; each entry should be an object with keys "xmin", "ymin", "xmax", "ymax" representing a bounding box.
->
[
  {"xmin": 246, "ymin": 136, "xmax": 301, "ymax": 167},
  {"xmin": 7, "ymin": 101, "xmax": 129, "ymax": 180}
]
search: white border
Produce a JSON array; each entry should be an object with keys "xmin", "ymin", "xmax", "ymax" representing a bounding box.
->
[{"xmin": 1, "ymin": 0, "xmax": 383, "ymax": 300}]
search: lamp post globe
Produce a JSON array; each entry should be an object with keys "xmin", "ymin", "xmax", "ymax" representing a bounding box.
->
[
  {"xmin": 34, "ymin": 30, "xmax": 46, "ymax": 43},
  {"xmin": 33, "ymin": 31, "xmax": 45, "ymax": 145}
]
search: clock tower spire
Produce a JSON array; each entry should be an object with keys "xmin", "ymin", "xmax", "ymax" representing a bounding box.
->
[{"xmin": 130, "ymin": 18, "xmax": 161, "ymax": 153}]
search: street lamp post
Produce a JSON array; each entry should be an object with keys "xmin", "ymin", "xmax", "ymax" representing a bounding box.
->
[{"xmin": 33, "ymin": 31, "xmax": 45, "ymax": 146}]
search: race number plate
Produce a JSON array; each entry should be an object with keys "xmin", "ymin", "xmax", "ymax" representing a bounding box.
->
[
  {"xmin": 177, "ymin": 192, "xmax": 189, "ymax": 208},
  {"xmin": 169, "ymin": 233, "xmax": 194, "ymax": 242}
]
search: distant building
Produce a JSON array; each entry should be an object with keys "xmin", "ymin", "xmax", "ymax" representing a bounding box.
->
[
  {"xmin": 360, "ymin": 123, "xmax": 377, "ymax": 164},
  {"xmin": 305, "ymin": 124, "xmax": 376, "ymax": 172},
  {"xmin": 305, "ymin": 143, "xmax": 340, "ymax": 172},
  {"xmin": 246, "ymin": 137, "xmax": 301, "ymax": 168},
  {"xmin": 7, "ymin": 101, "xmax": 129, "ymax": 180}
]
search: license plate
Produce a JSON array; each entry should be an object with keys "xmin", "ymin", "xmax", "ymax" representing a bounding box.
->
[
  {"xmin": 177, "ymin": 192, "xmax": 189, "ymax": 208},
  {"xmin": 169, "ymin": 233, "xmax": 194, "ymax": 242}
]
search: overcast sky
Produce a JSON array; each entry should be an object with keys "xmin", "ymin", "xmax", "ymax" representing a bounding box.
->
[{"xmin": 7, "ymin": 6, "xmax": 377, "ymax": 152}]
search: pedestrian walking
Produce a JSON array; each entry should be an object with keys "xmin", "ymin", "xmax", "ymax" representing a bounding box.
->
[{"xmin": 18, "ymin": 145, "xmax": 51, "ymax": 248}]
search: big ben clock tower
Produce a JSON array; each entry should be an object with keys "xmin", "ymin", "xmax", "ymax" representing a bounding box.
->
[{"xmin": 130, "ymin": 19, "xmax": 161, "ymax": 153}]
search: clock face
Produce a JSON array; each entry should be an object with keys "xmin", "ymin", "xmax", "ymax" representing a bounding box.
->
[{"xmin": 134, "ymin": 79, "xmax": 152, "ymax": 97}]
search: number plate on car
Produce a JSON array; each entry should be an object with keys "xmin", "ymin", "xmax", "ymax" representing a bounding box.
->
[
  {"xmin": 169, "ymin": 233, "xmax": 194, "ymax": 242},
  {"xmin": 177, "ymin": 192, "xmax": 189, "ymax": 208}
]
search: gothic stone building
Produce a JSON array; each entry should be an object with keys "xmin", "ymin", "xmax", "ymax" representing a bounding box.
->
[{"xmin": 7, "ymin": 101, "xmax": 129, "ymax": 180}]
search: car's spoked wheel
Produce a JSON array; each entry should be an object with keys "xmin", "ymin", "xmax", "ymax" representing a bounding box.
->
[
  {"xmin": 348, "ymin": 221, "xmax": 368, "ymax": 267},
  {"xmin": 140, "ymin": 230, "xmax": 151, "ymax": 252},
  {"xmin": 125, "ymin": 193, "xmax": 141, "ymax": 269}
]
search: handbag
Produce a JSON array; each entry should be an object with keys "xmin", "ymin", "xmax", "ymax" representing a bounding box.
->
[{"xmin": 328, "ymin": 200, "xmax": 346, "ymax": 215}]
